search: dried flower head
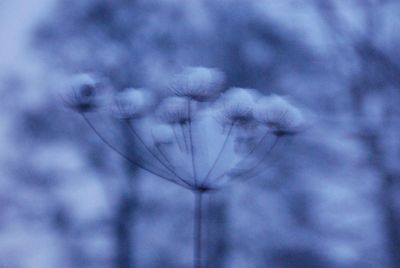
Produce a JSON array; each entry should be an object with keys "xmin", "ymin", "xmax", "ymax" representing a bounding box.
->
[
  {"xmin": 219, "ymin": 87, "xmax": 257, "ymax": 126},
  {"xmin": 113, "ymin": 88, "xmax": 152, "ymax": 119},
  {"xmin": 254, "ymin": 95, "xmax": 304, "ymax": 136},
  {"xmin": 68, "ymin": 66, "xmax": 308, "ymax": 268},
  {"xmin": 157, "ymin": 96, "xmax": 190, "ymax": 124},
  {"xmin": 171, "ymin": 67, "xmax": 225, "ymax": 101},
  {"xmin": 64, "ymin": 73, "xmax": 100, "ymax": 112}
]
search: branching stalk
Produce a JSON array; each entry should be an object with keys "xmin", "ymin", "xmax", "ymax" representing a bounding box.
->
[
  {"xmin": 172, "ymin": 125, "xmax": 184, "ymax": 152},
  {"xmin": 187, "ymin": 100, "xmax": 198, "ymax": 185},
  {"xmin": 81, "ymin": 113, "xmax": 192, "ymax": 190},
  {"xmin": 181, "ymin": 123, "xmax": 190, "ymax": 153},
  {"xmin": 124, "ymin": 120, "xmax": 192, "ymax": 188},
  {"xmin": 212, "ymin": 135, "xmax": 280, "ymax": 185},
  {"xmin": 201, "ymin": 122, "xmax": 234, "ymax": 187},
  {"xmin": 231, "ymin": 136, "xmax": 280, "ymax": 183},
  {"xmin": 210, "ymin": 130, "xmax": 270, "ymax": 183}
]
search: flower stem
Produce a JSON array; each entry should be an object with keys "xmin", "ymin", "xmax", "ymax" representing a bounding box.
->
[
  {"xmin": 187, "ymin": 100, "xmax": 198, "ymax": 185},
  {"xmin": 81, "ymin": 113, "xmax": 190, "ymax": 188},
  {"xmin": 194, "ymin": 191, "xmax": 203, "ymax": 268},
  {"xmin": 202, "ymin": 122, "xmax": 234, "ymax": 187}
]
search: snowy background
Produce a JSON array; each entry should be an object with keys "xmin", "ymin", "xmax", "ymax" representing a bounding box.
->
[{"xmin": 1, "ymin": 0, "xmax": 400, "ymax": 267}]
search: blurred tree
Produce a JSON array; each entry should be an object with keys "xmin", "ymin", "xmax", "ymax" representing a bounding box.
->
[{"xmin": 314, "ymin": 0, "xmax": 400, "ymax": 267}]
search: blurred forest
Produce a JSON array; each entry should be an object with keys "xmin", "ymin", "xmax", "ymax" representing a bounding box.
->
[{"xmin": 1, "ymin": 0, "xmax": 400, "ymax": 267}]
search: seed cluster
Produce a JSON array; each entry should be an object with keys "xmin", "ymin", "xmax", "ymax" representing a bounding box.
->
[{"xmin": 65, "ymin": 67, "xmax": 304, "ymax": 190}]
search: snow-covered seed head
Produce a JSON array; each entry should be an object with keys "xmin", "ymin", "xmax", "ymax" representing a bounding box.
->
[
  {"xmin": 254, "ymin": 95, "xmax": 304, "ymax": 136},
  {"xmin": 64, "ymin": 73, "xmax": 100, "ymax": 112},
  {"xmin": 219, "ymin": 87, "xmax": 256, "ymax": 126},
  {"xmin": 113, "ymin": 88, "xmax": 151, "ymax": 119},
  {"xmin": 157, "ymin": 96, "xmax": 190, "ymax": 124},
  {"xmin": 170, "ymin": 67, "xmax": 225, "ymax": 101},
  {"xmin": 152, "ymin": 124, "xmax": 174, "ymax": 145}
]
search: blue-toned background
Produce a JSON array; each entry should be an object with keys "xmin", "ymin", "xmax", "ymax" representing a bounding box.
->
[{"xmin": 1, "ymin": 0, "xmax": 400, "ymax": 267}]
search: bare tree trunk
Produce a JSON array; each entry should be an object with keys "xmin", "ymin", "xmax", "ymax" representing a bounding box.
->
[
  {"xmin": 355, "ymin": 116, "xmax": 400, "ymax": 268},
  {"xmin": 381, "ymin": 173, "xmax": 400, "ymax": 268},
  {"xmin": 114, "ymin": 191, "xmax": 137, "ymax": 268},
  {"xmin": 355, "ymin": 112, "xmax": 400, "ymax": 268},
  {"xmin": 113, "ymin": 124, "xmax": 140, "ymax": 268},
  {"xmin": 52, "ymin": 206, "xmax": 87, "ymax": 267},
  {"xmin": 206, "ymin": 193, "xmax": 229, "ymax": 268}
]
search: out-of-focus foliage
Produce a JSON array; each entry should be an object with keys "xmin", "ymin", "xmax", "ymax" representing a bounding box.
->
[{"xmin": 1, "ymin": 0, "xmax": 400, "ymax": 267}]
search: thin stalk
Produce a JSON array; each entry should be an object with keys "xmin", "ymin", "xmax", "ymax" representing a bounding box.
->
[
  {"xmin": 187, "ymin": 100, "xmax": 198, "ymax": 185},
  {"xmin": 201, "ymin": 123, "xmax": 234, "ymax": 187},
  {"xmin": 172, "ymin": 125, "xmax": 184, "ymax": 152},
  {"xmin": 194, "ymin": 191, "xmax": 204, "ymax": 268},
  {"xmin": 81, "ymin": 113, "xmax": 191, "ymax": 190},
  {"xmin": 245, "ymin": 131, "xmax": 270, "ymax": 157},
  {"xmin": 232, "ymin": 136, "xmax": 280, "ymax": 181},
  {"xmin": 155, "ymin": 144, "xmax": 175, "ymax": 170},
  {"xmin": 212, "ymin": 135, "xmax": 280, "ymax": 185},
  {"xmin": 210, "ymin": 130, "xmax": 270, "ymax": 183},
  {"xmin": 180, "ymin": 123, "xmax": 190, "ymax": 153},
  {"xmin": 124, "ymin": 120, "xmax": 192, "ymax": 188}
]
